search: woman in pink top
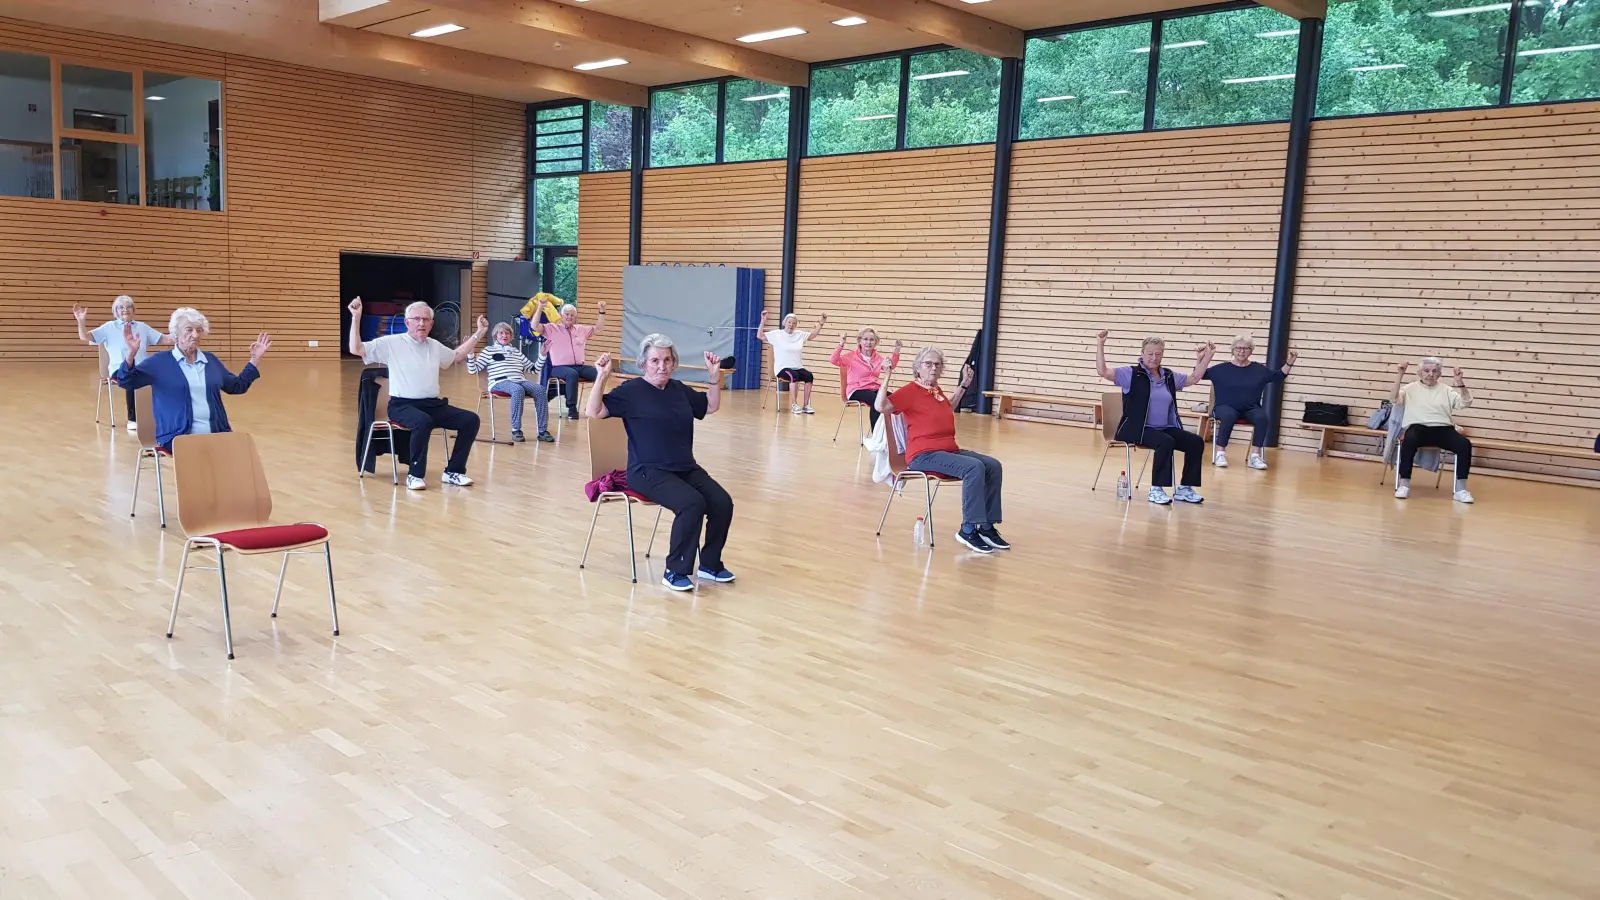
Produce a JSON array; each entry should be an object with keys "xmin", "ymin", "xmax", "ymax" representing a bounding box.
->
[
  {"xmin": 831, "ymin": 327, "xmax": 902, "ymax": 431},
  {"xmin": 534, "ymin": 301, "xmax": 606, "ymax": 420}
]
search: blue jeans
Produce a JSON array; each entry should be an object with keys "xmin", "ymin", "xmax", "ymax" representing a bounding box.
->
[
  {"xmin": 492, "ymin": 379, "xmax": 549, "ymax": 433},
  {"xmin": 910, "ymin": 449, "xmax": 1003, "ymax": 527}
]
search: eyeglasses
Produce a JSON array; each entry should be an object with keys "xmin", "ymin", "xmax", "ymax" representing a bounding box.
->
[{"xmin": 406, "ymin": 317, "xmax": 433, "ymax": 323}]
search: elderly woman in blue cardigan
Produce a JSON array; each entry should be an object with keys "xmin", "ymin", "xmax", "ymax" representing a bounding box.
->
[{"xmin": 111, "ymin": 307, "xmax": 271, "ymax": 450}]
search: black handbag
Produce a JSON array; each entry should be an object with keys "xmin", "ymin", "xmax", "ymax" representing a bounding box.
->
[{"xmin": 1303, "ymin": 401, "xmax": 1350, "ymax": 426}]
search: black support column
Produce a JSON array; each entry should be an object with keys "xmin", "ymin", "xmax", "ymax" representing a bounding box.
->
[
  {"xmin": 778, "ymin": 85, "xmax": 809, "ymax": 319},
  {"xmin": 1263, "ymin": 18, "xmax": 1323, "ymax": 445},
  {"xmin": 628, "ymin": 105, "xmax": 645, "ymax": 265},
  {"xmin": 976, "ymin": 56, "xmax": 1021, "ymax": 415}
]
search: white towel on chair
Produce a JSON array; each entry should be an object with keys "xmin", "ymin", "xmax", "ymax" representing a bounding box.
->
[{"xmin": 866, "ymin": 415, "xmax": 909, "ymax": 485}]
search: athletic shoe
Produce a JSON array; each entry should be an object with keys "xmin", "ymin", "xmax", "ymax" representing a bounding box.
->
[
  {"xmin": 512, "ymin": 430, "xmax": 525, "ymax": 442},
  {"xmin": 442, "ymin": 471, "xmax": 473, "ymax": 486},
  {"xmin": 1394, "ymin": 485, "xmax": 1410, "ymax": 499},
  {"xmin": 955, "ymin": 528, "xmax": 994, "ymax": 553},
  {"xmin": 662, "ymin": 571, "xmax": 695, "ymax": 592},
  {"xmin": 697, "ymin": 567, "xmax": 736, "ymax": 583},
  {"xmin": 406, "ymin": 475, "xmax": 426, "ymax": 491},
  {"xmin": 1148, "ymin": 487, "xmax": 1172, "ymax": 505},
  {"xmin": 1213, "ymin": 451, "xmax": 1228, "ymax": 468},
  {"xmin": 792, "ymin": 405, "xmax": 802, "ymax": 414},
  {"xmin": 802, "ymin": 405, "xmax": 815, "ymax": 414},
  {"xmin": 977, "ymin": 527, "xmax": 1011, "ymax": 550},
  {"xmin": 567, "ymin": 410, "xmax": 580, "ymax": 420},
  {"xmin": 1247, "ymin": 453, "xmax": 1268, "ymax": 470},
  {"xmin": 1173, "ymin": 486, "xmax": 1205, "ymax": 504},
  {"xmin": 537, "ymin": 431, "xmax": 555, "ymax": 443},
  {"xmin": 126, "ymin": 421, "xmax": 138, "ymax": 433},
  {"xmin": 1453, "ymin": 489, "xmax": 1475, "ymax": 504}
]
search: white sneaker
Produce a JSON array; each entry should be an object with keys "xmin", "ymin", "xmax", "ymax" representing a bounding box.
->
[
  {"xmin": 1147, "ymin": 487, "xmax": 1172, "ymax": 505},
  {"xmin": 442, "ymin": 471, "xmax": 473, "ymax": 486},
  {"xmin": 1453, "ymin": 489, "xmax": 1475, "ymax": 504},
  {"xmin": 1173, "ymin": 486, "xmax": 1205, "ymax": 504},
  {"xmin": 802, "ymin": 405, "xmax": 815, "ymax": 414},
  {"xmin": 1394, "ymin": 485, "xmax": 1410, "ymax": 499},
  {"xmin": 1213, "ymin": 451, "xmax": 1228, "ymax": 468},
  {"xmin": 791, "ymin": 405, "xmax": 802, "ymax": 414},
  {"xmin": 406, "ymin": 475, "xmax": 426, "ymax": 491},
  {"xmin": 1247, "ymin": 453, "xmax": 1268, "ymax": 470},
  {"xmin": 126, "ymin": 421, "xmax": 138, "ymax": 433}
]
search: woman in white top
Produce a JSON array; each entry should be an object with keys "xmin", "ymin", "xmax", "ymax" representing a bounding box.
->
[
  {"xmin": 1392, "ymin": 356, "xmax": 1475, "ymax": 503},
  {"xmin": 759, "ymin": 310, "xmax": 827, "ymax": 414},
  {"xmin": 72, "ymin": 295, "xmax": 173, "ymax": 432}
]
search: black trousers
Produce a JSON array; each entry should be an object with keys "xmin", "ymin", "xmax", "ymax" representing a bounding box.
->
[
  {"xmin": 848, "ymin": 388, "xmax": 882, "ymax": 430},
  {"xmin": 1139, "ymin": 426, "xmax": 1204, "ymax": 488},
  {"xmin": 1213, "ymin": 404, "xmax": 1270, "ymax": 448},
  {"xmin": 549, "ymin": 364, "xmax": 598, "ymax": 414},
  {"xmin": 1399, "ymin": 424, "xmax": 1472, "ymax": 480},
  {"xmin": 124, "ymin": 385, "xmax": 137, "ymax": 421},
  {"xmin": 629, "ymin": 465, "xmax": 734, "ymax": 577},
  {"xmin": 387, "ymin": 397, "xmax": 479, "ymax": 477}
]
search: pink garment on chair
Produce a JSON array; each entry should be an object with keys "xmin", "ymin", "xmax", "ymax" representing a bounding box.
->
[{"xmin": 584, "ymin": 468, "xmax": 629, "ymax": 502}]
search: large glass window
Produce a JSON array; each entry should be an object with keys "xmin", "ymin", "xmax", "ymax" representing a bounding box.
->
[
  {"xmin": 0, "ymin": 50, "xmax": 54, "ymax": 199},
  {"xmin": 905, "ymin": 48, "xmax": 1001, "ymax": 148},
  {"xmin": 143, "ymin": 73, "xmax": 222, "ymax": 210},
  {"xmin": 723, "ymin": 78, "xmax": 789, "ymax": 162},
  {"xmin": 61, "ymin": 137, "xmax": 139, "ymax": 204},
  {"xmin": 533, "ymin": 104, "xmax": 584, "ymax": 174},
  {"xmin": 61, "ymin": 65, "xmax": 134, "ymax": 135},
  {"xmin": 531, "ymin": 175, "xmax": 578, "ymax": 247},
  {"xmin": 588, "ymin": 101, "xmax": 633, "ymax": 171},
  {"xmin": 1513, "ymin": 0, "xmax": 1600, "ymax": 103},
  {"xmin": 1319, "ymin": 0, "xmax": 1505, "ymax": 116},
  {"xmin": 1155, "ymin": 6, "xmax": 1301, "ymax": 129},
  {"xmin": 650, "ymin": 82, "xmax": 718, "ymax": 167},
  {"xmin": 1020, "ymin": 23, "xmax": 1152, "ymax": 139},
  {"xmin": 809, "ymin": 58, "xmax": 901, "ymax": 155}
]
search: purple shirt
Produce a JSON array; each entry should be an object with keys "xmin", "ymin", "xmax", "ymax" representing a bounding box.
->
[{"xmin": 1114, "ymin": 365, "xmax": 1188, "ymax": 429}]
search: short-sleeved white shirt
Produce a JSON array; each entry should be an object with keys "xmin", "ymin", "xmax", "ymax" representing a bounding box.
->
[
  {"xmin": 364, "ymin": 333, "xmax": 454, "ymax": 399},
  {"xmin": 92, "ymin": 319, "xmax": 162, "ymax": 376},
  {"xmin": 765, "ymin": 329, "xmax": 810, "ymax": 372}
]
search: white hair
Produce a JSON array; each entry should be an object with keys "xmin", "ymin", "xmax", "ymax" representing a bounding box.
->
[
  {"xmin": 1420, "ymin": 356, "xmax": 1443, "ymax": 368},
  {"xmin": 913, "ymin": 346, "xmax": 945, "ymax": 374},
  {"xmin": 782, "ymin": 313, "xmax": 797, "ymax": 327},
  {"xmin": 637, "ymin": 332, "xmax": 678, "ymax": 366},
  {"xmin": 1141, "ymin": 336, "xmax": 1165, "ymax": 351},
  {"xmin": 405, "ymin": 301, "xmax": 432, "ymax": 319},
  {"xmin": 562, "ymin": 303, "xmax": 577, "ymax": 316},
  {"xmin": 491, "ymin": 321, "xmax": 513, "ymax": 341},
  {"xmin": 112, "ymin": 295, "xmax": 135, "ymax": 314},
  {"xmin": 168, "ymin": 307, "xmax": 210, "ymax": 336},
  {"xmin": 1232, "ymin": 334, "xmax": 1254, "ymax": 350}
]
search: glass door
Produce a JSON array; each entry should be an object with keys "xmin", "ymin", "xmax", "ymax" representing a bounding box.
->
[{"xmin": 542, "ymin": 246, "xmax": 577, "ymax": 303}]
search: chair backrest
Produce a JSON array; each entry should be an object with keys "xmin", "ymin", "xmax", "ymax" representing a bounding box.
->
[
  {"xmin": 587, "ymin": 415, "xmax": 630, "ymax": 480},
  {"xmin": 134, "ymin": 388, "xmax": 156, "ymax": 448},
  {"xmin": 171, "ymin": 432, "xmax": 273, "ymax": 536},
  {"xmin": 887, "ymin": 413, "xmax": 908, "ymax": 472},
  {"xmin": 838, "ymin": 366, "xmax": 851, "ymax": 402},
  {"xmin": 102, "ymin": 343, "xmax": 118, "ymax": 379},
  {"xmin": 1101, "ymin": 391, "xmax": 1125, "ymax": 441}
]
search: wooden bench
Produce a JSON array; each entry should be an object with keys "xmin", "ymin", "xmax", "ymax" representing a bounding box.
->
[
  {"xmin": 1301, "ymin": 423, "xmax": 1383, "ymax": 459},
  {"xmin": 982, "ymin": 391, "xmax": 1101, "ymax": 427}
]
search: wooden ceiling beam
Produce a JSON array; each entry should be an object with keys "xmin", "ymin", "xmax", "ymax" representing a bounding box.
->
[
  {"xmin": 1255, "ymin": 0, "xmax": 1329, "ymax": 19},
  {"xmin": 811, "ymin": 0, "xmax": 1025, "ymax": 59},
  {"xmin": 417, "ymin": 0, "xmax": 811, "ymax": 87}
]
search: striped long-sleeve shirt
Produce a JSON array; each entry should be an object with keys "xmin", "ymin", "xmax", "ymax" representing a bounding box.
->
[{"xmin": 467, "ymin": 342, "xmax": 536, "ymax": 386}]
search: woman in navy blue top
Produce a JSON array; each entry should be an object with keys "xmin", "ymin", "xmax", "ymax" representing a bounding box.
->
[
  {"xmin": 112, "ymin": 307, "xmax": 270, "ymax": 450},
  {"xmin": 1202, "ymin": 334, "xmax": 1296, "ymax": 470}
]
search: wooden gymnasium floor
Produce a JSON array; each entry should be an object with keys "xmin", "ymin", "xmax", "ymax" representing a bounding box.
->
[{"xmin": 2, "ymin": 359, "xmax": 1598, "ymax": 900}]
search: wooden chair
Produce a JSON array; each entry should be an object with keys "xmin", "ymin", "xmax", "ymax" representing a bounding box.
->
[
  {"xmin": 758, "ymin": 344, "xmax": 793, "ymax": 419},
  {"xmin": 874, "ymin": 414, "xmax": 958, "ymax": 548},
  {"xmin": 95, "ymin": 344, "xmax": 119, "ymax": 427},
  {"xmin": 1092, "ymin": 391, "xmax": 1151, "ymax": 492},
  {"xmin": 128, "ymin": 388, "xmax": 169, "ymax": 527},
  {"xmin": 360, "ymin": 379, "xmax": 456, "ymax": 483},
  {"xmin": 832, "ymin": 366, "xmax": 868, "ymax": 443},
  {"xmin": 473, "ymin": 375, "xmax": 516, "ymax": 445},
  {"xmin": 578, "ymin": 416, "xmax": 665, "ymax": 583},
  {"xmin": 168, "ymin": 432, "xmax": 339, "ymax": 660}
]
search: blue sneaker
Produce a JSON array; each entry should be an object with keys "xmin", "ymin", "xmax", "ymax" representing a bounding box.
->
[
  {"xmin": 697, "ymin": 567, "xmax": 736, "ymax": 583},
  {"xmin": 661, "ymin": 571, "xmax": 695, "ymax": 592}
]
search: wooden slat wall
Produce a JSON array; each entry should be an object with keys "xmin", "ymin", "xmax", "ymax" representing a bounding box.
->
[
  {"xmin": 642, "ymin": 161, "xmax": 786, "ymax": 379},
  {"xmin": 0, "ymin": 17, "xmax": 524, "ymax": 362},
  {"xmin": 1284, "ymin": 104, "xmax": 1600, "ymax": 483},
  {"xmin": 577, "ymin": 171, "xmax": 632, "ymax": 359},
  {"xmin": 794, "ymin": 146, "xmax": 994, "ymax": 398},
  {"xmin": 997, "ymin": 125, "xmax": 1289, "ymax": 423}
]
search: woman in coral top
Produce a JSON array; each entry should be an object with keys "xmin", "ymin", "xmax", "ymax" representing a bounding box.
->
[
  {"xmin": 874, "ymin": 346, "xmax": 1008, "ymax": 554},
  {"xmin": 830, "ymin": 327, "xmax": 902, "ymax": 431}
]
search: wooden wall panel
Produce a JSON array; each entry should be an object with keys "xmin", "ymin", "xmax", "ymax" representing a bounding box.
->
[
  {"xmin": 794, "ymin": 146, "xmax": 994, "ymax": 398},
  {"xmin": 577, "ymin": 171, "xmax": 631, "ymax": 360},
  {"xmin": 997, "ymin": 125, "xmax": 1289, "ymax": 423},
  {"xmin": 0, "ymin": 18, "xmax": 525, "ymax": 363},
  {"xmin": 642, "ymin": 161, "xmax": 786, "ymax": 379},
  {"xmin": 1284, "ymin": 104, "xmax": 1600, "ymax": 483}
]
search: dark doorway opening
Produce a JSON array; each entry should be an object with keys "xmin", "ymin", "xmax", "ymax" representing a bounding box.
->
[{"xmin": 339, "ymin": 252, "xmax": 472, "ymax": 358}]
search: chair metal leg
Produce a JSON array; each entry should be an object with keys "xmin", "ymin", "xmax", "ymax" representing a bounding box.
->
[
  {"xmin": 360, "ymin": 422, "xmax": 375, "ymax": 479},
  {"xmin": 167, "ymin": 542, "xmax": 192, "ymax": 638},
  {"xmin": 924, "ymin": 480, "xmax": 937, "ymax": 548},
  {"xmin": 1136, "ymin": 448, "xmax": 1149, "ymax": 489},
  {"xmin": 833, "ymin": 403, "xmax": 849, "ymax": 441},
  {"xmin": 645, "ymin": 506, "xmax": 663, "ymax": 558},
  {"xmin": 324, "ymin": 543, "xmax": 340, "ymax": 636},
  {"xmin": 130, "ymin": 451, "xmax": 143, "ymax": 517},
  {"xmin": 875, "ymin": 477, "xmax": 899, "ymax": 536},
  {"xmin": 390, "ymin": 430, "xmax": 399, "ymax": 484},
  {"xmin": 216, "ymin": 549, "xmax": 235, "ymax": 660},
  {"xmin": 1092, "ymin": 444, "xmax": 1113, "ymax": 491},
  {"xmin": 154, "ymin": 452, "xmax": 166, "ymax": 529},
  {"xmin": 95, "ymin": 378, "xmax": 104, "ymax": 424},
  {"xmin": 624, "ymin": 497, "xmax": 638, "ymax": 583},
  {"xmin": 578, "ymin": 499, "xmax": 602, "ymax": 569},
  {"xmin": 270, "ymin": 552, "xmax": 290, "ymax": 617}
]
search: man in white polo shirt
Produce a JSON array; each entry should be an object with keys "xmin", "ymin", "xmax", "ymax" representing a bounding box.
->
[{"xmin": 348, "ymin": 297, "xmax": 487, "ymax": 490}]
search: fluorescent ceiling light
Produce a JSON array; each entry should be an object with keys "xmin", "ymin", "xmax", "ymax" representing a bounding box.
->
[
  {"xmin": 1518, "ymin": 42, "xmax": 1600, "ymax": 56},
  {"xmin": 853, "ymin": 113, "xmax": 895, "ymax": 121},
  {"xmin": 742, "ymin": 92, "xmax": 789, "ymax": 102},
  {"xmin": 832, "ymin": 16, "xmax": 867, "ymax": 26},
  {"xmin": 145, "ymin": 95, "xmax": 165, "ymax": 101},
  {"xmin": 573, "ymin": 58, "xmax": 627, "ymax": 70},
  {"xmin": 1036, "ymin": 95, "xmax": 1076, "ymax": 103},
  {"xmin": 1350, "ymin": 63, "xmax": 1407, "ymax": 71},
  {"xmin": 1258, "ymin": 29, "xmax": 1300, "ymax": 38},
  {"xmin": 411, "ymin": 23, "xmax": 464, "ymax": 37},
  {"xmin": 1427, "ymin": 3, "xmax": 1511, "ymax": 16},
  {"xmin": 1109, "ymin": 89, "xmax": 1132, "ymax": 94},
  {"xmin": 1133, "ymin": 40, "xmax": 1208, "ymax": 53},
  {"xmin": 738, "ymin": 26, "xmax": 806, "ymax": 43},
  {"xmin": 912, "ymin": 70, "xmax": 969, "ymax": 81},
  {"xmin": 1223, "ymin": 73, "xmax": 1296, "ymax": 83}
]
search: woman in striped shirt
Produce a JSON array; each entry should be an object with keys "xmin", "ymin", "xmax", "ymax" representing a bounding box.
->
[{"xmin": 468, "ymin": 322, "xmax": 553, "ymax": 442}]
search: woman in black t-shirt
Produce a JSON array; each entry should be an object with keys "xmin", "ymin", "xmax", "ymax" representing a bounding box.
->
[{"xmin": 587, "ymin": 335, "xmax": 735, "ymax": 592}]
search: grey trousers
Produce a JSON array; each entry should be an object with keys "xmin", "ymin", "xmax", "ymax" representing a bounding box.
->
[{"xmin": 910, "ymin": 449, "xmax": 1003, "ymax": 527}]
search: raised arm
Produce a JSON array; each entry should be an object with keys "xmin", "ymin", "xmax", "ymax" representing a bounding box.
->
[
  {"xmin": 586, "ymin": 353, "xmax": 615, "ymax": 419},
  {"xmin": 803, "ymin": 313, "xmax": 828, "ymax": 341},
  {"xmin": 347, "ymin": 296, "xmax": 367, "ymax": 357},
  {"xmin": 592, "ymin": 300, "xmax": 607, "ymax": 334},
  {"xmin": 450, "ymin": 316, "xmax": 488, "ymax": 366},
  {"xmin": 222, "ymin": 334, "xmax": 269, "ymax": 393},
  {"xmin": 1095, "ymin": 330, "xmax": 1115, "ymax": 382},
  {"xmin": 1453, "ymin": 366, "xmax": 1473, "ymax": 406},
  {"xmin": 72, "ymin": 304, "xmax": 94, "ymax": 344},
  {"xmin": 111, "ymin": 321, "xmax": 154, "ymax": 388},
  {"xmin": 703, "ymin": 351, "xmax": 722, "ymax": 415},
  {"xmin": 874, "ymin": 357, "xmax": 898, "ymax": 415},
  {"xmin": 829, "ymin": 333, "xmax": 848, "ymax": 367},
  {"xmin": 756, "ymin": 310, "xmax": 770, "ymax": 343},
  {"xmin": 1185, "ymin": 343, "xmax": 1215, "ymax": 389},
  {"xmin": 1281, "ymin": 349, "xmax": 1297, "ymax": 377},
  {"xmin": 1392, "ymin": 361, "xmax": 1408, "ymax": 403},
  {"xmin": 949, "ymin": 363, "xmax": 975, "ymax": 411}
]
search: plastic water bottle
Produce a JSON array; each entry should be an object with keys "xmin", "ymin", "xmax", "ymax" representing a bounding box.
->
[
  {"xmin": 913, "ymin": 516, "xmax": 926, "ymax": 546},
  {"xmin": 1116, "ymin": 470, "xmax": 1132, "ymax": 501}
]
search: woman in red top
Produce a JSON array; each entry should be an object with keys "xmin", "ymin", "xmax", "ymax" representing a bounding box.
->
[{"xmin": 874, "ymin": 346, "xmax": 1008, "ymax": 554}]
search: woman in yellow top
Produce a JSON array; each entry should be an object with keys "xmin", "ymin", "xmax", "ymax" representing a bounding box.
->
[{"xmin": 1392, "ymin": 357, "xmax": 1474, "ymax": 503}]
